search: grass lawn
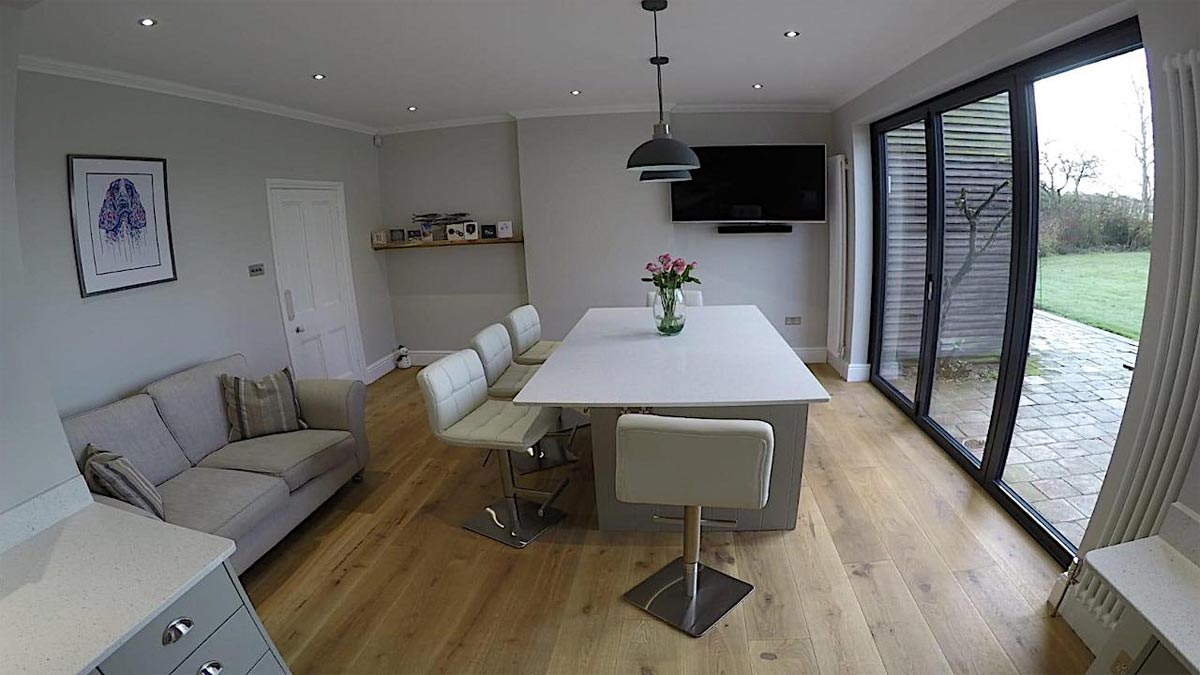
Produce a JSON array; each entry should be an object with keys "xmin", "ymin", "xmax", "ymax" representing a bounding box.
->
[{"xmin": 1036, "ymin": 251, "xmax": 1150, "ymax": 340}]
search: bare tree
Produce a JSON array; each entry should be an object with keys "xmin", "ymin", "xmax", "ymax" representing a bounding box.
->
[
  {"xmin": 1130, "ymin": 76, "xmax": 1154, "ymax": 221},
  {"xmin": 1040, "ymin": 149, "xmax": 1102, "ymax": 199},
  {"xmin": 941, "ymin": 180, "xmax": 1013, "ymax": 329}
]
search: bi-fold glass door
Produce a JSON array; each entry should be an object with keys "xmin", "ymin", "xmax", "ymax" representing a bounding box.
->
[{"xmin": 869, "ymin": 19, "xmax": 1144, "ymax": 566}]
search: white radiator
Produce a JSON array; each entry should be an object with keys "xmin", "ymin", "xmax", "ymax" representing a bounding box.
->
[{"xmin": 826, "ymin": 154, "xmax": 849, "ymax": 361}]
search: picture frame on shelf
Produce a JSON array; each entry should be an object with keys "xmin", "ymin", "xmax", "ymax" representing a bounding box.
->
[
  {"xmin": 406, "ymin": 229, "xmax": 422, "ymax": 241},
  {"xmin": 497, "ymin": 220, "xmax": 514, "ymax": 239},
  {"xmin": 463, "ymin": 221, "xmax": 479, "ymax": 240},
  {"xmin": 481, "ymin": 224, "xmax": 497, "ymax": 239},
  {"xmin": 446, "ymin": 222, "xmax": 465, "ymax": 241},
  {"xmin": 388, "ymin": 229, "xmax": 406, "ymax": 243},
  {"xmin": 371, "ymin": 230, "xmax": 388, "ymax": 247}
]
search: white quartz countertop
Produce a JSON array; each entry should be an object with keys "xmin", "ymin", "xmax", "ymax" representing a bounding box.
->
[
  {"xmin": 0, "ymin": 503, "xmax": 235, "ymax": 675},
  {"xmin": 514, "ymin": 305, "xmax": 830, "ymax": 407},
  {"xmin": 1086, "ymin": 535, "xmax": 1200, "ymax": 671}
]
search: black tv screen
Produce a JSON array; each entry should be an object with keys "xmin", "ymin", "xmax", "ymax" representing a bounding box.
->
[{"xmin": 670, "ymin": 145, "xmax": 826, "ymax": 223}]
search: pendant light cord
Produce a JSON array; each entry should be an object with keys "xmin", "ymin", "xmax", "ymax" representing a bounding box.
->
[{"xmin": 653, "ymin": 9, "xmax": 664, "ymax": 124}]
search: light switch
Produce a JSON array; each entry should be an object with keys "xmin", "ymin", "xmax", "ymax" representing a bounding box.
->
[{"xmin": 248, "ymin": 263, "xmax": 265, "ymax": 277}]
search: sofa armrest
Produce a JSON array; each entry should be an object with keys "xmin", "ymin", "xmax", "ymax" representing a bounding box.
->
[
  {"xmin": 93, "ymin": 493, "xmax": 157, "ymax": 520},
  {"xmin": 295, "ymin": 379, "xmax": 368, "ymax": 471}
]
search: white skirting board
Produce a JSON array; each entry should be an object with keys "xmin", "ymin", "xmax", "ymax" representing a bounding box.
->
[
  {"xmin": 408, "ymin": 350, "xmax": 455, "ymax": 367},
  {"xmin": 827, "ymin": 350, "xmax": 870, "ymax": 382},
  {"xmin": 365, "ymin": 351, "xmax": 398, "ymax": 384},
  {"xmin": 793, "ymin": 347, "xmax": 828, "ymax": 364}
]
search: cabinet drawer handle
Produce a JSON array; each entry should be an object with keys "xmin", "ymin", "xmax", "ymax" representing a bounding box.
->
[
  {"xmin": 162, "ymin": 617, "xmax": 195, "ymax": 645},
  {"xmin": 198, "ymin": 660, "xmax": 223, "ymax": 675}
]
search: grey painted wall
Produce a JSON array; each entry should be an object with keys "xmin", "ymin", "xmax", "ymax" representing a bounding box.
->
[
  {"xmin": 16, "ymin": 72, "xmax": 395, "ymax": 415},
  {"xmin": 379, "ymin": 122, "xmax": 527, "ymax": 351},
  {"xmin": 0, "ymin": 7, "xmax": 81, "ymax": 516},
  {"xmin": 671, "ymin": 112, "xmax": 832, "ymax": 351},
  {"xmin": 517, "ymin": 112, "xmax": 676, "ymax": 340}
]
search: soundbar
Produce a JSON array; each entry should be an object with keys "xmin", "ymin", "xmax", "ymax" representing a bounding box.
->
[{"xmin": 716, "ymin": 224, "xmax": 794, "ymax": 234}]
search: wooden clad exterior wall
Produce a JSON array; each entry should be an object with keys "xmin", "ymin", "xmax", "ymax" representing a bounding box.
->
[{"xmin": 880, "ymin": 95, "xmax": 1013, "ymax": 362}]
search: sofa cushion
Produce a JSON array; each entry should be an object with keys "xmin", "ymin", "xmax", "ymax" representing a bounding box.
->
[
  {"xmin": 82, "ymin": 444, "xmax": 166, "ymax": 519},
  {"xmin": 157, "ymin": 467, "xmax": 289, "ymax": 541},
  {"xmin": 220, "ymin": 368, "xmax": 306, "ymax": 442},
  {"xmin": 197, "ymin": 429, "xmax": 354, "ymax": 492},
  {"xmin": 62, "ymin": 394, "xmax": 191, "ymax": 486},
  {"xmin": 144, "ymin": 354, "xmax": 251, "ymax": 464}
]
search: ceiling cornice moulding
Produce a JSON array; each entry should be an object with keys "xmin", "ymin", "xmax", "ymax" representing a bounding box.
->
[
  {"xmin": 376, "ymin": 114, "xmax": 516, "ymax": 136},
  {"xmin": 18, "ymin": 55, "xmax": 378, "ymax": 135}
]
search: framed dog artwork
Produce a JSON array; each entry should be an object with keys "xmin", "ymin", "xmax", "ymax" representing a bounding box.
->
[{"xmin": 67, "ymin": 155, "xmax": 176, "ymax": 297}]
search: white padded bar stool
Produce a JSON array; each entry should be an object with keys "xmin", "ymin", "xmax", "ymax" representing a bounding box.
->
[
  {"xmin": 644, "ymin": 290, "xmax": 704, "ymax": 307},
  {"xmin": 504, "ymin": 305, "xmax": 560, "ymax": 365},
  {"xmin": 616, "ymin": 413, "xmax": 773, "ymax": 637},
  {"xmin": 470, "ymin": 323, "xmax": 577, "ymax": 473},
  {"xmin": 418, "ymin": 349, "xmax": 569, "ymax": 548},
  {"xmin": 469, "ymin": 323, "xmax": 539, "ymax": 399}
]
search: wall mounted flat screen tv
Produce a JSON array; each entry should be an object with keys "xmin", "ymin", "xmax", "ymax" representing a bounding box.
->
[{"xmin": 670, "ymin": 145, "xmax": 826, "ymax": 223}]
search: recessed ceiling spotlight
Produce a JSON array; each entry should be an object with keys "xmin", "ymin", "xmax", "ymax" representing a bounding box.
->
[
  {"xmin": 407, "ymin": 106, "xmax": 418, "ymax": 112},
  {"xmin": 138, "ymin": 17, "xmax": 157, "ymax": 27},
  {"xmin": 570, "ymin": 90, "xmax": 582, "ymax": 96},
  {"xmin": 752, "ymin": 82, "xmax": 765, "ymax": 89},
  {"xmin": 311, "ymin": 73, "xmax": 326, "ymax": 80},
  {"xmin": 784, "ymin": 30, "xmax": 800, "ymax": 38}
]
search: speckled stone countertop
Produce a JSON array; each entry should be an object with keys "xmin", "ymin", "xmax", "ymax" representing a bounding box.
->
[
  {"xmin": 0, "ymin": 503, "xmax": 235, "ymax": 674},
  {"xmin": 1087, "ymin": 535, "xmax": 1200, "ymax": 671}
]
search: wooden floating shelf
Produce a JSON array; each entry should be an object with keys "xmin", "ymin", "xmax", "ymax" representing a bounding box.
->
[{"xmin": 372, "ymin": 236, "xmax": 523, "ymax": 251}]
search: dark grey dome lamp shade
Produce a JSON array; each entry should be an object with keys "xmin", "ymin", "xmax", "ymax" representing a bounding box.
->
[
  {"xmin": 640, "ymin": 169, "xmax": 692, "ymax": 183},
  {"xmin": 626, "ymin": 0, "xmax": 699, "ymax": 176}
]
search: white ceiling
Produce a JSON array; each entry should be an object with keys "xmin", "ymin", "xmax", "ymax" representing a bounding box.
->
[{"xmin": 19, "ymin": 0, "xmax": 1016, "ymax": 133}]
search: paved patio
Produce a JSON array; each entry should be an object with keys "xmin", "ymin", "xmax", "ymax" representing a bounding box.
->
[{"xmin": 905, "ymin": 311, "xmax": 1136, "ymax": 547}]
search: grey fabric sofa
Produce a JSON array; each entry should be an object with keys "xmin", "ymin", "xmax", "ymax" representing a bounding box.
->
[{"xmin": 61, "ymin": 354, "xmax": 368, "ymax": 573}]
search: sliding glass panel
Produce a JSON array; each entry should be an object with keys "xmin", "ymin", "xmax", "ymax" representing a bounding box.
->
[
  {"xmin": 1001, "ymin": 48, "xmax": 1152, "ymax": 548},
  {"xmin": 877, "ymin": 122, "xmax": 928, "ymax": 402},
  {"xmin": 926, "ymin": 93, "xmax": 1014, "ymax": 462}
]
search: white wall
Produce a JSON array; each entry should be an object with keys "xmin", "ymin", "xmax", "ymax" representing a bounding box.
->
[
  {"xmin": 0, "ymin": 6, "xmax": 82, "ymax": 518},
  {"xmin": 379, "ymin": 122, "xmax": 527, "ymax": 351},
  {"xmin": 16, "ymin": 72, "xmax": 395, "ymax": 414}
]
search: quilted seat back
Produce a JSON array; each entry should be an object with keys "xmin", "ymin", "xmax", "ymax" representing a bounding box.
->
[
  {"xmin": 469, "ymin": 324, "xmax": 514, "ymax": 387},
  {"xmin": 417, "ymin": 350, "xmax": 488, "ymax": 434}
]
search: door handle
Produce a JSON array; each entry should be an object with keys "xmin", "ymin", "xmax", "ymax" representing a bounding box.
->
[
  {"xmin": 295, "ymin": 326, "xmax": 305, "ymax": 333},
  {"xmin": 926, "ymin": 275, "xmax": 935, "ymax": 302},
  {"xmin": 284, "ymin": 289, "xmax": 295, "ymax": 321}
]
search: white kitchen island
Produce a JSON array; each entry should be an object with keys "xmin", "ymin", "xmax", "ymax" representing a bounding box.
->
[{"xmin": 514, "ymin": 305, "xmax": 830, "ymax": 531}]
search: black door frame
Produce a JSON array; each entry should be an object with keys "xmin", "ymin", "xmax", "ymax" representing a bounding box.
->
[{"xmin": 868, "ymin": 18, "xmax": 1144, "ymax": 567}]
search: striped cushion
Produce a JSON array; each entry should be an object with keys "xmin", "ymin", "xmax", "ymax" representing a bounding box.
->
[
  {"xmin": 220, "ymin": 368, "xmax": 307, "ymax": 442},
  {"xmin": 82, "ymin": 444, "xmax": 165, "ymax": 519}
]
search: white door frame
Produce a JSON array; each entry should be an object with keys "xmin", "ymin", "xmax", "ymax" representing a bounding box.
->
[{"xmin": 265, "ymin": 178, "xmax": 367, "ymax": 381}]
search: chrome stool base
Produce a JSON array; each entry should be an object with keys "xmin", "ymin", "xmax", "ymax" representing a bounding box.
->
[
  {"xmin": 463, "ymin": 497, "xmax": 564, "ymax": 548},
  {"xmin": 510, "ymin": 436, "xmax": 573, "ymax": 475},
  {"xmin": 623, "ymin": 556, "xmax": 753, "ymax": 638}
]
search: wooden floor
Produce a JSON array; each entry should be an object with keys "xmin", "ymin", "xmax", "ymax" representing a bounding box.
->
[{"xmin": 241, "ymin": 365, "xmax": 1093, "ymax": 675}]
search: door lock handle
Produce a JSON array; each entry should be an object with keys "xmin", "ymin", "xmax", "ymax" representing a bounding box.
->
[{"xmin": 284, "ymin": 289, "xmax": 295, "ymax": 321}]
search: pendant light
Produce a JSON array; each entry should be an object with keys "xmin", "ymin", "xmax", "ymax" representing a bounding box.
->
[{"xmin": 626, "ymin": 0, "xmax": 699, "ymax": 180}]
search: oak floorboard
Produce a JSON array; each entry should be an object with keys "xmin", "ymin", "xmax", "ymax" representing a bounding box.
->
[{"xmin": 239, "ymin": 365, "xmax": 1093, "ymax": 675}]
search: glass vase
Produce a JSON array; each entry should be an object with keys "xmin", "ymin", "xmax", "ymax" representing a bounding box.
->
[{"xmin": 653, "ymin": 288, "xmax": 686, "ymax": 336}]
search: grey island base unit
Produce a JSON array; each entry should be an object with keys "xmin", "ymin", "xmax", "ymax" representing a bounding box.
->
[
  {"xmin": 514, "ymin": 305, "xmax": 831, "ymax": 531},
  {"xmin": 0, "ymin": 502, "xmax": 288, "ymax": 675}
]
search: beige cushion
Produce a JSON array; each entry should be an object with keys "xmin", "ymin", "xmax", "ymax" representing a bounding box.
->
[
  {"xmin": 513, "ymin": 340, "xmax": 559, "ymax": 365},
  {"xmin": 157, "ymin": 467, "xmax": 289, "ymax": 540},
  {"xmin": 62, "ymin": 394, "xmax": 191, "ymax": 486},
  {"xmin": 487, "ymin": 363, "xmax": 539, "ymax": 399},
  {"xmin": 82, "ymin": 444, "xmax": 165, "ymax": 519},
  {"xmin": 438, "ymin": 399, "xmax": 560, "ymax": 451},
  {"xmin": 197, "ymin": 429, "xmax": 354, "ymax": 491},
  {"xmin": 144, "ymin": 354, "xmax": 251, "ymax": 464},
  {"xmin": 220, "ymin": 368, "xmax": 306, "ymax": 442},
  {"xmin": 615, "ymin": 414, "xmax": 774, "ymax": 510}
]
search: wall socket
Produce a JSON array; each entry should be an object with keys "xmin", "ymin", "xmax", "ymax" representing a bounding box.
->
[
  {"xmin": 784, "ymin": 316, "xmax": 803, "ymax": 326},
  {"xmin": 248, "ymin": 263, "xmax": 265, "ymax": 277}
]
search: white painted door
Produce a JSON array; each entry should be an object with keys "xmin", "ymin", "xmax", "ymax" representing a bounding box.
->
[{"xmin": 267, "ymin": 184, "xmax": 365, "ymax": 381}]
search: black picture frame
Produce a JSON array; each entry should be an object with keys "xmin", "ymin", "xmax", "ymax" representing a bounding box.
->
[{"xmin": 67, "ymin": 155, "xmax": 177, "ymax": 298}]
